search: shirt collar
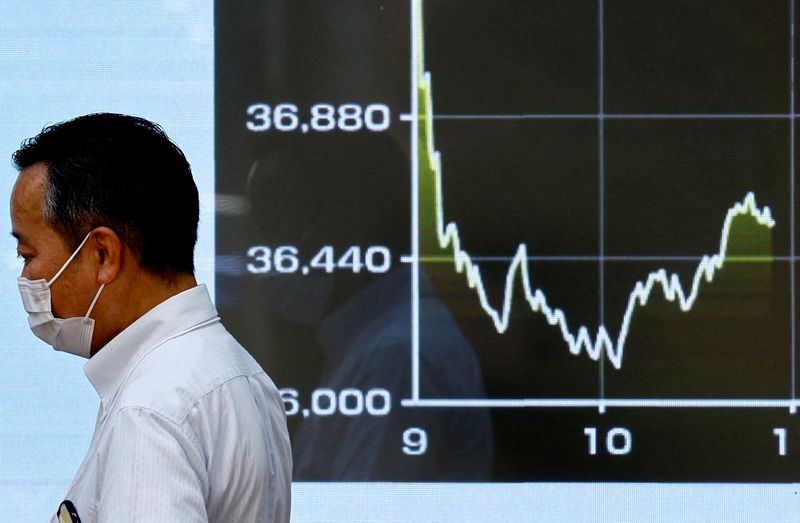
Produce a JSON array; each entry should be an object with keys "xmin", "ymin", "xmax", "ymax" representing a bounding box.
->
[{"xmin": 83, "ymin": 284, "xmax": 219, "ymax": 414}]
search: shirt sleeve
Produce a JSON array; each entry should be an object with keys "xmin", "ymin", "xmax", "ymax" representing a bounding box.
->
[{"xmin": 95, "ymin": 406, "xmax": 208, "ymax": 522}]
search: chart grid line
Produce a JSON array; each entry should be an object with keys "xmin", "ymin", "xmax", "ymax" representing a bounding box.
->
[
  {"xmin": 401, "ymin": 113, "xmax": 800, "ymax": 121},
  {"xmin": 790, "ymin": 0, "xmax": 797, "ymax": 412},
  {"xmin": 401, "ymin": 398, "xmax": 800, "ymax": 410},
  {"xmin": 410, "ymin": 0, "xmax": 421, "ymax": 402},
  {"xmin": 597, "ymin": 0, "xmax": 606, "ymax": 413},
  {"xmin": 408, "ymin": 255, "xmax": 796, "ymax": 263}
]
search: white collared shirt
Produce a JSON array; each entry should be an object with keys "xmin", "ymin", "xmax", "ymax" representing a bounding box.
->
[{"xmin": 51, "ymin": 285, "xmax": 292, "ymax": 522}]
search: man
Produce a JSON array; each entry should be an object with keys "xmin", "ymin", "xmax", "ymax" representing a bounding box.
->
[{"xmin": 10, "ymin": 113, "xmax": 291, "ymax": 522}]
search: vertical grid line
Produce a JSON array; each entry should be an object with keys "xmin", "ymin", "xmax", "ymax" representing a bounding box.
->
[
  {"xmin": 410, "ymin": 0, "xmax": 421, "ymax": 401},
  {"xmin": 598, "ymin": 0, "xmax": 606, "ymax": 411},
  {"xmin": 790, "ymin": 0, "xmax": 797, "ymax": 413}
]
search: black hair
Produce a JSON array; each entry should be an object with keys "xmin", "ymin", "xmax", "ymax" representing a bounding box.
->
[{"xmin": 12, "ymin": 113, "xmax": 199, "ymax": 280}]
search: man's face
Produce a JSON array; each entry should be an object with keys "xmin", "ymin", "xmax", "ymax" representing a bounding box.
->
[{"xmin": 10, "ymin": 162, "xmax": 97, "ymax": 319}]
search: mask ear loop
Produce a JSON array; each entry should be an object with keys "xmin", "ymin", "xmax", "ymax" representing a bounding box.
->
[
  {"xmin": 47, "ymin": 231, "xmax": 94, "ymax": 287},
  {"xmin": 84, "ymin": 283, "xmax": 105, "ymax": 319}
]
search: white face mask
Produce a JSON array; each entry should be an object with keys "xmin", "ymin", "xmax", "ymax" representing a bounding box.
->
[{"xmin": 17, "ymin": 232, "xmax": 105, "ymax": 358}]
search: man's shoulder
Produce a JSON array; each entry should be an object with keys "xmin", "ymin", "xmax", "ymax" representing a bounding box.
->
[{"xmin": 113, "ymin": 322, "xmax": 271, "ymax": 424}]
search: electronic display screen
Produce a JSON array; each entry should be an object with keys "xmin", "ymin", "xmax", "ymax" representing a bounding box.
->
[
  {"xmin": 1, "ymin": 0, "xmax": 799, "ymax": 521},
  {"xmin": 218, "ymin": 0, "xmax": 798, "ymax": 482}
]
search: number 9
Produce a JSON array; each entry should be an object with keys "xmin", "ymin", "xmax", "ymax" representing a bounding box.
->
[{"xmin": 402, "ymin": 427, "xmax": 428, "ymax": 456}]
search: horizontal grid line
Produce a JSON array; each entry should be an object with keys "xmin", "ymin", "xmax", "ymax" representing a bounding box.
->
[
  {"xmin": 401, "ymin": 398, "xmax": 800, "ymax": 410},
  {"xmin": 400, "ymin": 113, "xmax": 795, "ymax": 121},
  {"xmin": 401, "ymin": 255, "xmax": 797, "ymax": 263}
]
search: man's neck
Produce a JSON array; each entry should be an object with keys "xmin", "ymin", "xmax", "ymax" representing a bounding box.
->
[{"xmin": 90, "ymin": 271, "xmax": 198, "ymax": 356}]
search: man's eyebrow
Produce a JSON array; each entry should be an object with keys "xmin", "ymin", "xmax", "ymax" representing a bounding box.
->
[{"xmin": 11, "ymin": 231, "xmax": 25, "ymax": 244}]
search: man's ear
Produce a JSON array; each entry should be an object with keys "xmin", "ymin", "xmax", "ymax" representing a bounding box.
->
[{"xmin": 90, "ymin": 227, "xmax": 123, "ymax": 285}]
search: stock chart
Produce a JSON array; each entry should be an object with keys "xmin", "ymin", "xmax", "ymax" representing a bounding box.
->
[{"xmin": 216, "ymin": 0, "xmax": 798, "ymax": 482}]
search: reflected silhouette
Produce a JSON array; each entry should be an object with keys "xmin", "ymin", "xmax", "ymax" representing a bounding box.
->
[{"xmin": 246, "ymin": 133, "xmax": 492, "ymax": 480}]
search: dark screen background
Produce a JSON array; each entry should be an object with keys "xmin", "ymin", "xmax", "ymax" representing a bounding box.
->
[{"xmin": 216, "ymin": 0, "xmax": 799, "ymax": 481}]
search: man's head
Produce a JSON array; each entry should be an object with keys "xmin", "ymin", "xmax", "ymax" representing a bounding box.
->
[
  {"xmin": 12, "ymin": 113, "xmax": 199, "ymax": 280},
  {"xmin": 10, "ymin": 113, "xmax": 199, "ymax": 354}
]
